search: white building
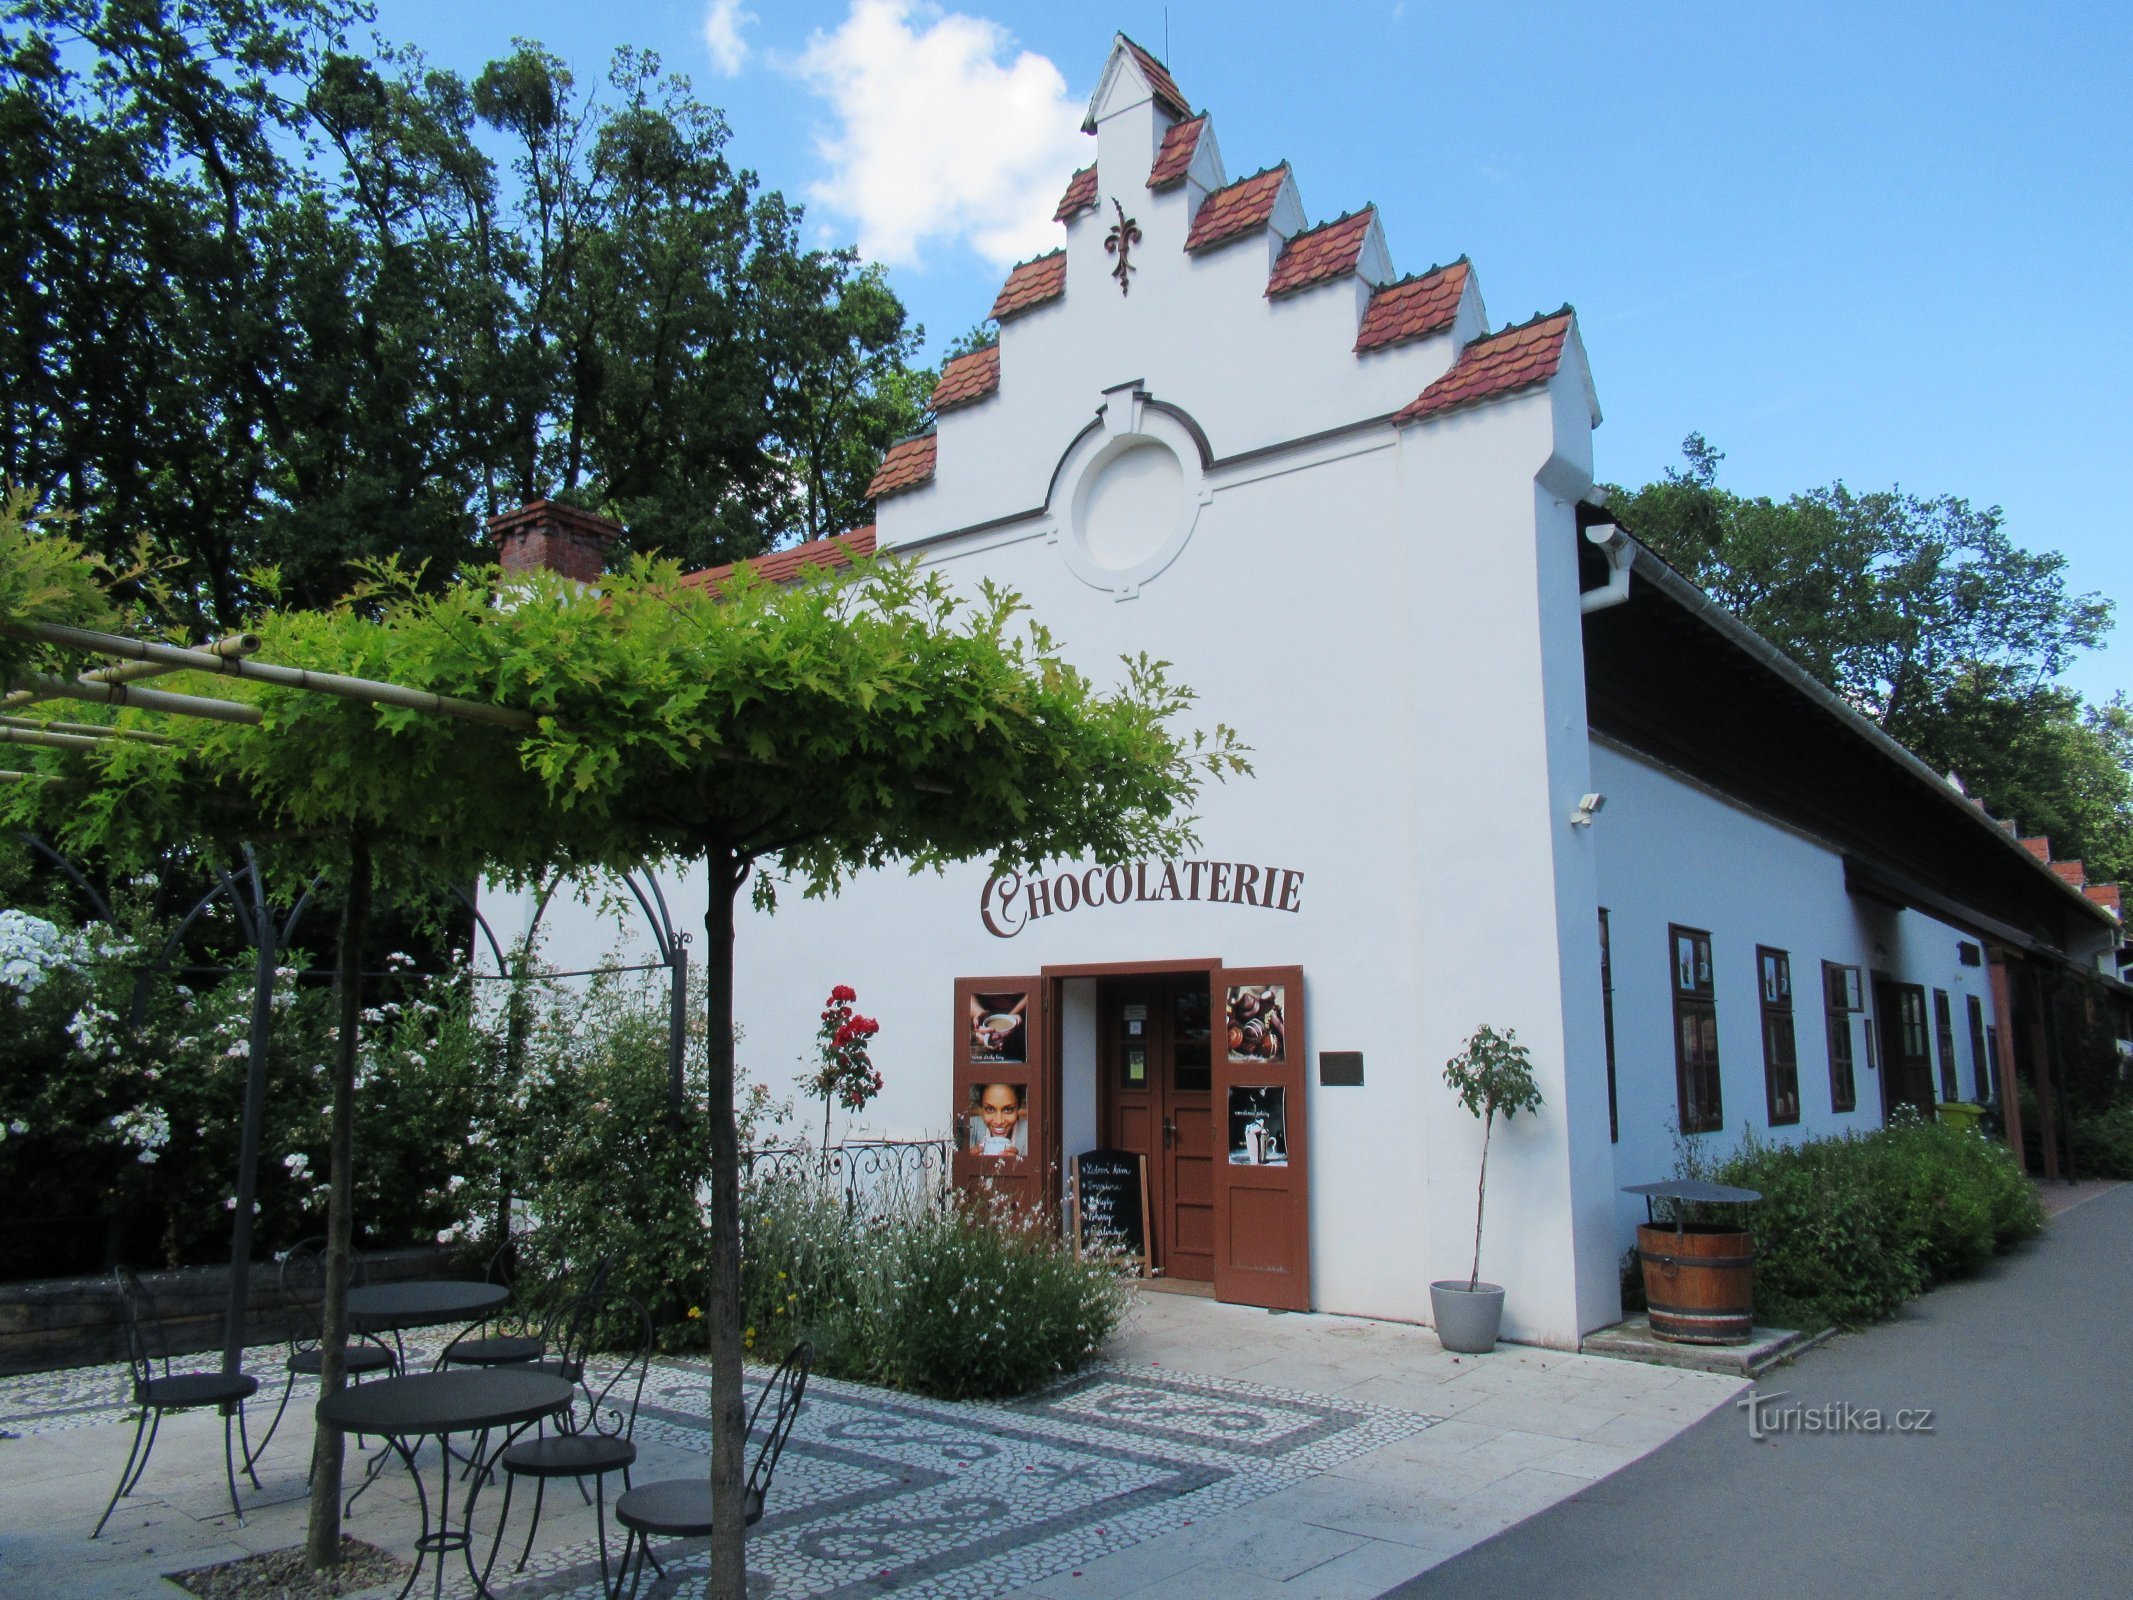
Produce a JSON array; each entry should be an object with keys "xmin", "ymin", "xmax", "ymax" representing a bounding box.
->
[{"xmin": 487, "ymin": 36, "xmax": 2121, "ymax": 1349}]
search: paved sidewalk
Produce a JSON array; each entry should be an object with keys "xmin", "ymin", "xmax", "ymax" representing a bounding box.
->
[
  {"xmin": 1376, "ymin": 1183, "xmax": 2133, "ymax": 1599},
  {"xmin": 0, "ymin": 1292, "xmax": 1745, "ymax": 1599}
]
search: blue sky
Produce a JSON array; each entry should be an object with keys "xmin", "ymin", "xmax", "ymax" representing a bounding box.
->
[{"xmin": 369, "ymin": 1, "xmax": 2132, "ymax": 703}]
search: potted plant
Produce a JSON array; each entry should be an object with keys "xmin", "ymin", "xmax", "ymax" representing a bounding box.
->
[{"xmin": 1432, "ymin": 1024, "xmax": 1544, "ymax": 1353}]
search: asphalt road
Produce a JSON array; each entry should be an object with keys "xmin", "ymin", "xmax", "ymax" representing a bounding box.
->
[{"xmin": 1378, "ymin": 1184, "xmax": 2133, "ymax": 1600}]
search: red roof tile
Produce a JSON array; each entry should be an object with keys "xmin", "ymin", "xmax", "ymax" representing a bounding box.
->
[
  {"xmin": 1147, "ymin": 116, "xmax": 1207, "ymax": 191},
  {"xmin": 1266, "ymin": 209, "xmax": 1375, "ymax": 298},
  {"xmin": 931, "ymin": 343, "xmax": 1000, "ymax": 413},
  {"xmin": 1394, "ymin": 310, "xmax": 1574, "ymax": 425},
  {"xmin": 1054, "ymin": 165, "xmax": 1099, "ymax": 222},
  {"xmin": 990, "ymin": 250, "xmax": 1066, "ymax": 322},
  {"xmin": 2021, "ymin": 836, "xmax": 2051, "ymax": 861},
  {"xmin": 1185, "ymin": 165, "xmax": 1290, "ymax": 254},
  {"xmin": 684, "ymin": 527, "xmax": 878, "ymax": 592},
  {"xmin": 1355, "ymin": 260, "xmax": 1470, "ymax": 353},
  {"xmin": 866, "ymin": 435, "xmax": 937, "ymax": 500},
  {"xmin": 1118, "ymin": 36, "xmax": 1192, "ymax": 121},
  {"xmin": 2085, "ymin": 883, "xmax": 2123, "ymax": 916},
  {"xmin": 2051, "ymin": 859, "xmax": 2087, "ymax": 888}
]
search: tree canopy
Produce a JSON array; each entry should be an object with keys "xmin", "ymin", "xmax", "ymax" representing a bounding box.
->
[
  {"xmin": 0, "ymin": 0, "xmax": 931, "ymax": 631},
  {"xmin": 1609, "ymin": 436, "xmax": 2132, "ymax": 880}
]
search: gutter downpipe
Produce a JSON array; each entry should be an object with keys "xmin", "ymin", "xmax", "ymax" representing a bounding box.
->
[{"xmin": 1578, "ymin": 523, "xmax": 1635, "ymax": 614}]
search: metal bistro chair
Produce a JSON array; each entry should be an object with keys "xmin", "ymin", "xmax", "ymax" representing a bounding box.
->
[
  {"xmin": 244, "ymin": 1237, "xmax": 399, "ymax": 1477},
  {"xmin": 92, "ymin": 1265, "xmax": 261, "ymax": 1539},
  {"xmin": 439, "ymin": 1240, "xmax": 544, "ymax": 1371},
  {"xmin": 479, "ymin": 1291, "xmax": 654, "ymax": 1594},
  {"xmin": 458, "ymin": 1264, "xmax": 612, "ymax": 1484},
  {"xmin": 607, "ymin": 1341, "xmax": 813, "ymax": 1600}
]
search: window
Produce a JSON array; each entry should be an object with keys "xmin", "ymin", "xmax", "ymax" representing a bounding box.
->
[
  {"xmin": 1670, "ymin": 925, "xmax": 1722, "ymax": 1133},
  {"xmin": 1599, "ymin": 909, "xmax": 1619, "ymax": 1143},
  {"xmin": 1823, "ymin": 962, "xmax": 1862, "ymax": 1113},
  {"xmin": 1933, "ymin": 990, "xmax": 1958, "ymax": 1102},
  {"xmin": 1985, "ymin": 1025, "xmax": 2001, "ymax": 1103},
  {"xmin": 1758, "ymin": 948, "xmax": 1800, "ymax": 1125},
  {"xmin": 1966, "ymin": 994, "xmax": 1989, "ymax": 1104}
]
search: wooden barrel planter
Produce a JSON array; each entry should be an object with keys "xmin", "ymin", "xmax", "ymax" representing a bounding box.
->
[{"xmin": 1637, "ymin": 1221, "xmax": 1755, "ymax": 1345}]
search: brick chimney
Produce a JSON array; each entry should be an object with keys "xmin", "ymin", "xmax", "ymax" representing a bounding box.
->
[{"xmin": 486, "ymin": 499, "xmax": 622, "ymax": 584}]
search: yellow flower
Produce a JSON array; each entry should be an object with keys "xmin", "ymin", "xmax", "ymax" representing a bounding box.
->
[{"xmin": 686, "ymin": 1306, "xmax": 702, "ymax": 1320}]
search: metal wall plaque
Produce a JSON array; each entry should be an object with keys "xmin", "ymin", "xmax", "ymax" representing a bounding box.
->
[{"xmin": 1318, "ymin": 1050, "xmax": 1363, "ymax": 1087}]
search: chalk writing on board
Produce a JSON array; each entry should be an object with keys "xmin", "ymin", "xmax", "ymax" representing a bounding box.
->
[{"xmin": 1073, "ymin": 1148, "xmax": 1147, "ymax": 1267}]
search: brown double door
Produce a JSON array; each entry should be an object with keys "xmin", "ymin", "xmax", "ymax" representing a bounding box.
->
[
  {"xmin": 1876, "ymin": 979, "xmax": 1937, "ymax": 1122},
  {"xmin": 1098, "ymin": 975, "xmax": 1216, "ymax": 1283}
]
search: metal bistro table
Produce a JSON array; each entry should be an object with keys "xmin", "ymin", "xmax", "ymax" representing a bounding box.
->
[
  {"xmin": 317, "ymin": 1368, "xmax": 574, "ymax": 1600},
  {"xmin": 348, "ymin": 1279, "xmax": 512, "ymax": 1369}
]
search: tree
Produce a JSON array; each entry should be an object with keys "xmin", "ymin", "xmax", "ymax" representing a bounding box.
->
[
  {"xmin": 2, "ymin": 519, "xmax": 1247, "ymax": 1590},
  {"xmin": 1609, "ymin": 436, "xmax": 2129, "ymax": 876},
  {"xmin": 0, "ymin": 2, "xmax": 929, "ymax": 626}
]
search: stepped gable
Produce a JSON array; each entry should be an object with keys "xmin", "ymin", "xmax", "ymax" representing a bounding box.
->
[
  {"xmin": 1356, "ymin": 260, "xmax": 1470, "ymax": 353},
  {"xmin": 932, "ymin": 344, "xmax": 1000, "ymax": 413},
  {"xmin": 685, "ymin": 527, "xmax": 878, "ymax": 591},
  {"xmin": 1267, "ymin": 209, "xmax": 1376, "ymax": 298},
  {"xmin": 1395, "ymin": 309, "xmax": 1574, "ymax": 425},
  {"xmin": 1054, "ymin": 165, "xmax": 1099, "ymax": 221},
  {"xmin": 1148, "ymin": 115, "xmax": 1208, "ymax": 190},
  {"xmin": 1117, "ymin": 34, "xmax": 1192, "ymax": 122},
  {"xmin": 991, "ymin": 250, "xmax": 1067, "ymax": 322},
  {"xmin": 2085, "ymin": 883, "xmax": 2123, "ymax": 917},
  {"xmin": 1185, "ymin": 165, "xmax": 1291, "ymax": 254},
  {"xmin": 867, "ymin": 435, "xmax": 937, "ymax": 500}
]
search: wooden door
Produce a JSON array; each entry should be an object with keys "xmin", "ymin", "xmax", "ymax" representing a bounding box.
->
[
  {"xmin": 1211, "ymin": 965, "xmax": 1311, "ymax": 1310},
  {"xmin": 952, "ymin": 976, "xmax": 1049, "ymax": 1214},
  {"xmin": 1097, "ymin": 976, "xmax": 1215, "ymax": 1282},
  {"xmin": 1874, "ymin": 979, "xmax": 1936, "ymax": 1124}
]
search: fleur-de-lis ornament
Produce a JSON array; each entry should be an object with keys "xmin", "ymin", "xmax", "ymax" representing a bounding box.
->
[{"xmin": 1104, "ymin": 198, "xmax": 1142, "ymax": 295}]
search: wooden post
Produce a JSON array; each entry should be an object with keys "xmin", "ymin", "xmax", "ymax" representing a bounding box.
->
[
  {"xmin": 1986, "ymin": 948, "xmax": 2026, "ymax": 1167},
  {"xmin": 2026, "ymin": 966, "xmax": 2062, "ymax": 1181}
]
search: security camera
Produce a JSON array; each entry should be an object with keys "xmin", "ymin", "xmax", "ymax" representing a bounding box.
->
[{"xmin": 1571, "ymin": 793, "xmax": 1606, "ymax": 827}]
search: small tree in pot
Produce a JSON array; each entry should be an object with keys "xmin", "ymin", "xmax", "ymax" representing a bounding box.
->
[{"xmin": 1432, "ymin": 1024, "xmax": 1545, "ymax": 1352}]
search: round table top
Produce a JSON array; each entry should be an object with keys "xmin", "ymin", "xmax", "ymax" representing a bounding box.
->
[
  {"xmin": 346, "ymin": 1279, "xmax": 510, "ymax": 1330},
  {"xmin": 316, "ymin": 1367, "xmax": 574, "ymax": 1437}
]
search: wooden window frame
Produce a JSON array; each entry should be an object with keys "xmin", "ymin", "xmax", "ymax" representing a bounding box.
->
[
  {"xmin": 1599, "ymin": 908, "xmax": 1619, "ymax": 1144},
  {"xmin": 1758, "ymin": 946, "xmax": 1801, "ymax": 1126},
  {"xmin": 1823, "ymin": 961, "xmax": 1861, "ymax": 1114},
  {"xmin": 1965, "ymin": 993, "xmax": 1989, "ymax": 1105},
  {"xmin": 1933, "ymin": 989, "xmax": 1958, "ymax": 1103},
  {"xmin": 1669, "ymin": 924, "xmax": 1722, "ymax": 1134}
]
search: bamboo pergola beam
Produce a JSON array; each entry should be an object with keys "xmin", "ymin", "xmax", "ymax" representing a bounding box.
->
[
  {"xmin": 0, "ymin": 724, "xmax": 117, "ymax": 752},
  {"xmin": 0, "ymin": 715, "xmax": 177, "ymax": 745},
  {"xmin": 0, "ymin": 769, "xmax": 72, "ymax": 786},
  {"xmin": 8, "ymin": 671, "xmax": 263, "ymax": 725},
  {"xmin": 2, "ymin": 621, "xmax": 538, "ymax": 732},
  {"xmin": 1, "ymin": 631, "xmax": 258, "ymax": 711}
]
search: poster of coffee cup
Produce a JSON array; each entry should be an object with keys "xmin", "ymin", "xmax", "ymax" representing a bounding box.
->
[
  {"xmin": 966, "ymin": 1081, "xmax": 1030, "ymax": 1158},
  {"xmin": 968, "ymin": 991, "xmax": 1029, "ymax": 1063},
  {"xmin": 1225, "ymin": 984, "xmax": 1286, "ymax": 1064},
  {"xmin": 1227, "ymin": 1085, "xmax": 1289, "ymax": 1166}
]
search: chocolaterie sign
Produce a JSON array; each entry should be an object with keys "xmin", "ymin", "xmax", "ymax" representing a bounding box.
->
[{"xmin": 980, "ymin": 858, "xmax": 1304, "ymax": 939}]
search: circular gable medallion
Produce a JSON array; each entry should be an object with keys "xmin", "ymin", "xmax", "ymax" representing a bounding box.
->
[{"xmin": 1050, "ymin": 384, "xmax": 1212, "ymax": 600}]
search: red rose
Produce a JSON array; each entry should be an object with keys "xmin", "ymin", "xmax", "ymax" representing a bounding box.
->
[{"xmin": 830, "ymin": 984, "xmax": 857, "ymax": 1004}]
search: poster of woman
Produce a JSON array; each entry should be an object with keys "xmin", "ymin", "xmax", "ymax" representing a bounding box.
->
[
  {"xmin": 966, "ymin": 1082, "xmax": 1029, "ymax": 1158},
  {"xmin": 968, "ymin": 991, "xmax": 1029, "ymax": 1063}
]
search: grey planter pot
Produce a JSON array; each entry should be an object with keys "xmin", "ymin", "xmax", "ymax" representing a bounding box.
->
[{"xmin": 1430, "ymin": 1280, "xmax": 1506, "ymax": 1353}]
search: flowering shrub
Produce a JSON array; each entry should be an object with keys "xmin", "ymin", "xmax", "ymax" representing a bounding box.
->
[
  {"xmin": 739, "ymin": 1175, "xmax": 1130, "ymax": 1399},
  {"xmin": 804, "ymin": 984, "xmax": 882, "ymax": 1151}
]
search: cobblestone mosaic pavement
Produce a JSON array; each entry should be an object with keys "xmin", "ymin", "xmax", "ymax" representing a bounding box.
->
[{"xmin": 0, "ymin": 1347, "xmax": 1439, "ymax": 1599}]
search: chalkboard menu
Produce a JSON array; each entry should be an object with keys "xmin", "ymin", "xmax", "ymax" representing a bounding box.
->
[{"xmin": 1072, "ymin": 1148, "xmax": 1150, "ymax": 1275}]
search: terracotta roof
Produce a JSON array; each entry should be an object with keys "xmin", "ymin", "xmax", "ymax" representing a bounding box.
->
[
  {"xmin": 931, "ymin": 343, "xmax": 1000, "ymax": 413},
  {"xmin": 866, "ymin": 435, "xmax": 937, "ymax": 500},
  {"xmin": 1147, "ymin": 115, "xmax": 1207, "ymax": 190},
  {"xmin": 1054, "ymin": 165, "xmax": 1099, "ymax": 222},
  {"xmin": 2021, "ymin": 836, "xmax": 2051, "ymax": 862},
  {"xmin": 684, "ymin": 527, "xmax": 878, "ymax": 592},
  {"xmin": 1394, "ymin": 309, "xmax": 1574, "ymax": 425},
  {"xmin": 2085, "ymin": 883, "xmax": 2123, "ymax": 917},
  {"xmin": 1355, "ymin": 260, "xmax": 1470, "ymax": 353},
  {"xmin": 1266, "ymin": 209, "xmax": 1375, "ymax": 298},
  {"xmin": 990, "ymin": 250, "xmax": 1066, "ymax": 322},
  {"xmin": 1119, "ymin": 35, "xmax": 1192, "ymax": 121},
  {"xmin": 2051, "ymin": 860, "xmax": 2087, "ymax": 889},
  {"xmin": 1185, "ymin": 165, "xmax": 1290, "ymax": 254}
]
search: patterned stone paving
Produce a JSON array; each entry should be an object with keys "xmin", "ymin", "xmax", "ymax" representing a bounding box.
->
[{"xmin": 0, "ymin": 1349, "xmax": 1440, "ymax": 1599}]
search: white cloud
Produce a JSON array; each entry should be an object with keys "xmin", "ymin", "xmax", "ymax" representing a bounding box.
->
[
  {"xmin": 703, "ymin": 0, "xmax": 755, "ymax": 77},
  {"xmin": 793, "ymin": 0, "xmax": 1087, "ymax": 269}
]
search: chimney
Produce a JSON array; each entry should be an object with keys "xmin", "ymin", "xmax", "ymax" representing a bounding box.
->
[{"xmin": 486, "ymin": 499, "xmax": 623, "ymax": 584}]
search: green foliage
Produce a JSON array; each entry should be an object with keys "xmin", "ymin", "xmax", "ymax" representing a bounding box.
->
[
  {"xmin": 2066, "ymin": 1101, "xmax": 2133, "ymax": 1179},
  {"xmin": 0, "ymin": 484, "xmax": 119, "ymax": 678},
  {"xmin": 1607, "ymin": 435, "xmax": 2129, "ymax": 877},
  {"xmin": 740, "ymin": 1176, "xmax": 1130, "ymax": 1400},
  {"xmin": 1442, "ymin": 1024, "xmax": 1545, "ymax": 1125},
  {"xmin": 1697, "ymin": 1116, "xmax": 2043, "ymax": 1331},
  {"xmin": 0, "ymin": 4, "xmax": 930, "ymax": 626}
]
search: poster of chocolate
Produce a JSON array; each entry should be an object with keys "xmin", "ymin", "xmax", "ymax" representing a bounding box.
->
[
  {"xmin": 965, "ymin": 1081, "xmax": 1030, "ymax": 1158},
  {"xmin": 968, "ymin": 991, "xmax": 1029, "ymax": 1063},
  {"xmin": 1227, "ymin": 1085, "xmax": 1289, "ymax": 1166},
  {"xmin": 1225, "ymin": 984, "xmax": 1286, "ymax": 1064}
]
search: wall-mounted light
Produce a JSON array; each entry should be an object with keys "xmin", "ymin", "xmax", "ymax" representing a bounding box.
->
[{"xmin": 1571, "ymin": 792, "xmax": 1606, "ymax": 828}]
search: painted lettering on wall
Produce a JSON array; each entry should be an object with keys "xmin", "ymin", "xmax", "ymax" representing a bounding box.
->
[{"xmin": 979, "ymin": 860, "xmax": 1304, "ymax": 939}]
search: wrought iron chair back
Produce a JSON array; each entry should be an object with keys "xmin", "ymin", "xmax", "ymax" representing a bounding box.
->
[
  {"xmin": 744, "ymin": 1340, "xmax": 813, "ymax": 1516},
  {"xmin": 575, "ymin": 1290, "xmax": 654, "ymax": 1441},
  {"xmin": 111, "ymin": 1265, "xmax": 165, "ymax": 1401}
]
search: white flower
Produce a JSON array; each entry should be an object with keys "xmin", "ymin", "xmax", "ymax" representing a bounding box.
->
[{"xmin": 226, "ymin": 1040, "xmax": 251, "ymax": 1059}]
